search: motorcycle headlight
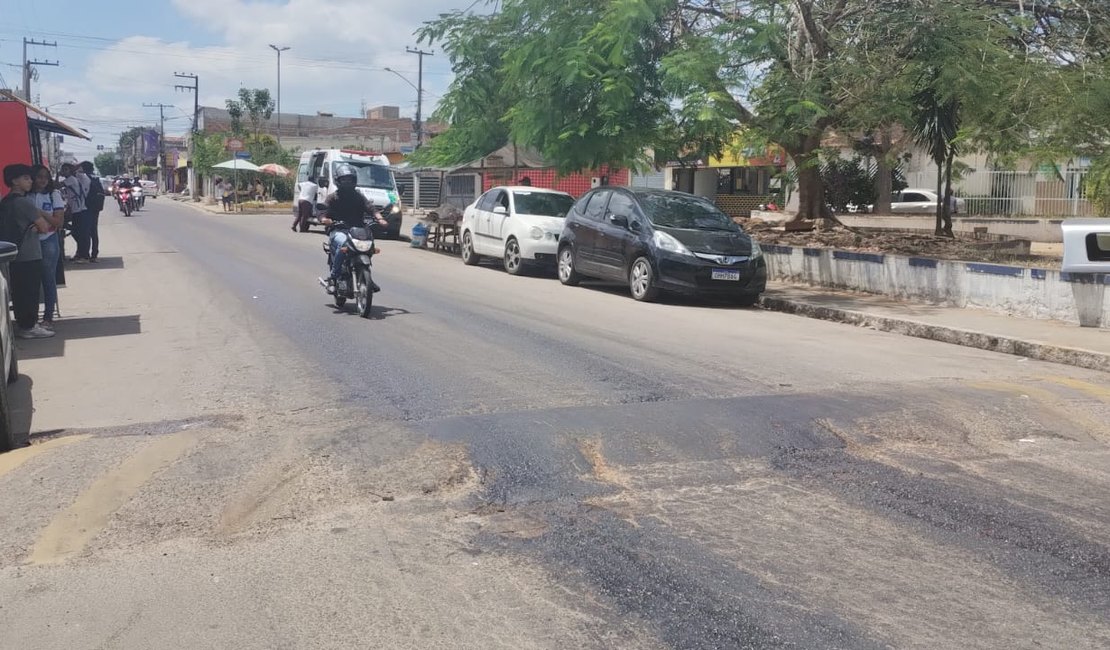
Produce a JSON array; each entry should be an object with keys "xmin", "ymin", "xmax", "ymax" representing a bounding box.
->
[
  {"xmin": 652, "ymin": 231, "xmax": 694, "ymax": 257},
  {"xmin": 351, "ymin": 239, "xmax": 374, "ymax": 253},
  {"xmin": 529, "ymin": 226, "xmax": 544, "ymax": 240},
  {"xmin": 750, "ymin": 241, "xmax": 763, "ymax": 259}
]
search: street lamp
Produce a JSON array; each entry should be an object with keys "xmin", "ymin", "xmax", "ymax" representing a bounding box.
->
[
  {"xmin": 44, "ymin": 100, "xmax": 76, "ymax": 111},
  {"xmin": 383, "ymin": 67, "xmax": 424, "ymax": 147},
  {"xmin": 269, "ymin": 44, "xmax": 290, "ymax": 150}
]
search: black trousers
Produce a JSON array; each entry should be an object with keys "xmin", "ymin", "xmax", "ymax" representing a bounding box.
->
[{"xmin": 10, "ymin": 260, "xmax": 43, "ymax": 330}]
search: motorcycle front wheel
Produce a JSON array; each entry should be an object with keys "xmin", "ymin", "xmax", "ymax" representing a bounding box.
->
[{"xmin": 356, "ymin": 268, "xmax": 373, "ymax": 318}]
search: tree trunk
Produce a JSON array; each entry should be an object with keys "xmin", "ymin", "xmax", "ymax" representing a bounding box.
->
[
  {"xmin": 934, "ymin": 161, "xmax": 945, "ymax": 236},
  {"xmin": 941, "ymin": 149, "xmax": 955, "ymax": 237},
  {"xmin": 787, "ymin": 132, "xmax": 826, "ymax": 222},
  {"xmin": 872, "ymin": 129, "xmax": 894, "ymax": 214}
]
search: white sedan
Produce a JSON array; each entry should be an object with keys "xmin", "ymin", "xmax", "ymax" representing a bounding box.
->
[
  {"xmin": 848, "ymin": 188, "xmax": 966, "ymax": 214},
  {"xmin": 139, "ymin": 179, "xmax": 159, "ymax": 198},
  {"xmin": 460, "ymin": 186, "xmax": 576, "ymax": 275}
]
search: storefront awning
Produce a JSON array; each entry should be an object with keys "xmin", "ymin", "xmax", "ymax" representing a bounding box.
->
[{"xmin": 1, "ymin": 90, "xmax": 91, "ymax": 140}]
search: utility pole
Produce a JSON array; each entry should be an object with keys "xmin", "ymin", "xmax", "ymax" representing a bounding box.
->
[
  {"xmin": 174, "ymin": 73, "xmax": 199, "ymax": 199},
  {"xmin": 268, "ymin": 45, "xmax": 290, "ymax": 151},
  {"xmin": 405, "ymin": 47, "xmax": 434, "ymax": 147},
  {"xmin": 143, "ymin": 102, "xmax": 173, "ymax": 191},
  {"xmin": 23, "ymin": 38, "xmax": 58, "ymax": 102}
]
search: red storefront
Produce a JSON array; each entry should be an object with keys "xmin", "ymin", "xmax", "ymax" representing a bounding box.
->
[{"xmin": 0, "ymin": 90, "xmax": 90, "ymax": 196}]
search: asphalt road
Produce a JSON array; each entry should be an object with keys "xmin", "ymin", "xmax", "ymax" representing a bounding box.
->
[{"xmin": 2, "ymin": 199, "xmax": 1109, "ymax": 649}]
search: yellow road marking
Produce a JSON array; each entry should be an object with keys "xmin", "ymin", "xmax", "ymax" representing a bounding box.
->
[
  {"xmin": 28, "ymin": 432, "xmax": 198, "ymax": 565},
  {"xmin": 1042, "ymin": 376, "xmax": 1110, "ymax": 403},
  {"xmin": 0, "ymin": 435, "xmax": 91, "ymax": 480}
]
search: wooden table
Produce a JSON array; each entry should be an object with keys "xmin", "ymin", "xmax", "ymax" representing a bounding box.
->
[{"xmin": 427, "ymin": 220, "xmax": 460, "ymax": 253}]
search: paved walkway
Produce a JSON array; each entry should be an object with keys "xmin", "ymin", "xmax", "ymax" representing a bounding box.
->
[{"xmin": 762, "ymin": 283, "xmax": 1110, "ymax": 373}]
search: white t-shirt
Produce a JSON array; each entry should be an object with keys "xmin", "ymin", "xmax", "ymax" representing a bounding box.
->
[
  {"xmin": 30, "ymin": 190, "xmax": 64, "ymax": 240},
  {"xmin": 298, "ymin": 180, "xmax": 318, "ymax": 203}
]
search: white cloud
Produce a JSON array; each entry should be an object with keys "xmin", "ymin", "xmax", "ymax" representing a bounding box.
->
[{"xmin": 37, "ymin": 0, "xmax": 467, "ymax": 158}]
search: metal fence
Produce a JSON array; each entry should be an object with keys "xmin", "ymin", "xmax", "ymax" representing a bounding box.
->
[{"xmin": 903, "ymin": 169, "xmax": 1093, "ymax": 217}]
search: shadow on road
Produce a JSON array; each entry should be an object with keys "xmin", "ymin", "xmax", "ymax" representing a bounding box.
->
[
  {"xmin": 7, "ymin": 373, "xmax": 34, "ymax": 447},
  {"xmin": 15, "ymin": 315, "xmax": 142, "ymax": 361},
  {"xmin": 326, "ymin": 303, "xmax": 415, "ymax": 320},
  {"xmin": 66, "ymin": 256, "xmax": 125, "ymax": 270}
]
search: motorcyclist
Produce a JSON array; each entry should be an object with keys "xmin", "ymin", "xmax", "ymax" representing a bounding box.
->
[{"xmin": 318, "ymin": 162, "xmax": 384, "ymax": 294}]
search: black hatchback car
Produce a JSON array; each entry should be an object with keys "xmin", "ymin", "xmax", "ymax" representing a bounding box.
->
[{"xmin": 557, "ymin": 188, "xmax": 767, "ymax": 304}]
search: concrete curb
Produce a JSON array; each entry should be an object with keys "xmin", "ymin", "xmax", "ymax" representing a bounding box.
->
[{"xmin": 759, "ymin": 296, "xmax": 1110, "ymax": 373}]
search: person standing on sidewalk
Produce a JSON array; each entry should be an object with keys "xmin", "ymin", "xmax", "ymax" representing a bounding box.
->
[
  {"xmin": 293, "ymin": 177, "xmax": 317, "ymax": 232},
  {"xmin": 0, "ymin": 164, "xmax": 55, "ymax": 339},
  {"xmin": 60, "ymin": 163, "xmax": 91, "ymax": 263},
  {"xmin": 80, "ymin": 161, "xmax": 106, "ymax": 263},
  {"xmin": 29, "ymin": 165, "xmax": 65, "ymax": 329}
]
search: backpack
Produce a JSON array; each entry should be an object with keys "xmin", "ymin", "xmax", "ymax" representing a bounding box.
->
[{"xmin": 85, "ymin": 175, "xmax": 106, "ymax": 213}]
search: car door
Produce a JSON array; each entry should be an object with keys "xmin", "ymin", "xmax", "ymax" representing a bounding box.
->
[
  {"xmin": 893, "ymin": 191, "xmax": 934, "ymax": 214},
  {"xmin": 594, "ymin": 190, "xmax": 640, "ymax": 280},
  {"xmin": 474, "ymin": 189, "xmax": 506, "ymax": 254},
  {"xmin": 488, "ymin": 190, "xmax": 512, "ymax": 244},
  {"xmin": 572, "ymin": 190, "xmax": 612, "ymax": 274}
]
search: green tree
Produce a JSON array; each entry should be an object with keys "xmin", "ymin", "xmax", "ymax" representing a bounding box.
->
[
  {"xmin": 94, "ymin": 152, "xmax": 122, "ymax": 176},
  {"xmin": 226, "ymin": 88, "xmax": 275, "ymax": 141}
]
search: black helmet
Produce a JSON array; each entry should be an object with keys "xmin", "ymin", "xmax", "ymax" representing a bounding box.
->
[{"xmin": 334, "ymin": 163, "xmax": 357, "ymax": 184}]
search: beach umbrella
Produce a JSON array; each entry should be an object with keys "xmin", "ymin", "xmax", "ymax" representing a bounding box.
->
[
  {"xmin": 258, "ymin": 163, "xmax": 291, "ymax": 177},
  {"xmin": 212, "ymin": 159, "xmax": 262, "ymax": 209}
]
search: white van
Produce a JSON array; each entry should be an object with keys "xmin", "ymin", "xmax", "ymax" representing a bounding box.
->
[{"xmin": 295, "ymin": 149, "xmax": 403, "ymax": 238}]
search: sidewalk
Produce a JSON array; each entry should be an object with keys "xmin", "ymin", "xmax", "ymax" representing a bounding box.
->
[{"xmin": 761, "ymin": 282, "xmax": 1110, "ymax": 373}]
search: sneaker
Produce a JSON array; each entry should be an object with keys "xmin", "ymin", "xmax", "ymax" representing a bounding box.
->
[
  {"xmin": 17, "ymin": 325, "xmax": 55, "ymax": 339},
  {"xmin": 39, "ymin": 321, "xmax": 54, "ymax": 331},
  {"xmin": 89, "ymin": 258, "xmax": 99, "ymax": 264}
]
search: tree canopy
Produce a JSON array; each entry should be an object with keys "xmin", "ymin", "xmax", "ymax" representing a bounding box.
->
[{"xmin": 416, "ymin": 0, "xmax": 1110, "ymax": 219}]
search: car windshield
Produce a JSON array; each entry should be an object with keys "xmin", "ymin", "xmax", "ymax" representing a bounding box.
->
[
  {"xmin": 513, "ymin": 191, "xmax": 574, "ymax": 217},
  {"xmin": 339, "ymin": 162, "xmax": 394, "ymax": 190},
  {"xmin": 638, "ymin": 193, "xmax": 740, "ymax": 231}
]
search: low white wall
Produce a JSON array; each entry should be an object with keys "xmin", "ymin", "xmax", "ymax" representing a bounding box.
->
[
  {"xmin": 839, "ymin": 215, "xmax": 1065, "ymax": 243},
  {"xmin": 761, "ymin": 244, "xmax": 1110, "ymax": 328}
]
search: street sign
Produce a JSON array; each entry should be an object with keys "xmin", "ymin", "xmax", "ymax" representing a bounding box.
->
[
  {"xmin": 399, "ymin": 145, "xmax": 415, "ymax": 154},
  {"xmin": 225, "ymin": 137, "xmax": 245, "ymax": 151},
  {"xmin": 234, "ymin": 151, "xmax": 252, "ymax": 160}
]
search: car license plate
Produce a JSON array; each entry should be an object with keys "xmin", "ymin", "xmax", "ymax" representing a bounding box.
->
[{"xmin": 711, "ymin": 269, "xmax": 741, "ymax": 281}]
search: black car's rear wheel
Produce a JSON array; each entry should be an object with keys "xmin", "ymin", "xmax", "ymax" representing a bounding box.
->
[
  {"xmin": 629, "ymin": 257, "xmax": 659, "ymax": 302},
  {"xmin": 557, "ymin": 247, "xmax": 581, "ymax": 286}
]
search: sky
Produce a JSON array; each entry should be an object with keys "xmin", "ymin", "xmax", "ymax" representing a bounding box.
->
[{"xmin": 0, "ymin": 0, "xmax": 468, "ymax": 160}]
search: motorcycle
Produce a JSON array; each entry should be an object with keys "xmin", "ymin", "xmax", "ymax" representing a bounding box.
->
[
  {"xmin": 319, "ymin": 215, "xmax": 384, "ymax": 318},
  {"xmin": 132, "ymin": 186, "xmax": 144, "ymax": 210},
  {"xmin": 118, "ymin": 188, "xmax": 133, "ymax": 216}
]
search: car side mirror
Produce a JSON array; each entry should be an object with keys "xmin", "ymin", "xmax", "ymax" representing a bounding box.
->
[
  {"xmin": 493, "ymin": 205, "xmax": 508, "ymax": 215},
  {"xmin": 0, "ymin": 242, "xmax": 16, "ymax": 265},
  {"xmin": 608, "ymin": 213, "xmax": 629, "ymax": 228}
]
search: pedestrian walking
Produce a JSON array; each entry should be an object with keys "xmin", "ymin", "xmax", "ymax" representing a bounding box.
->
[
  {"xmin": 293, "ymin": 176, "xmax": 317, "ymax": 232},
  {"xmin": 60, "ymin": 162, "xmax": 92, "ymax": 262},
  {"xmin": 220, "ymin": 179, "xmax": 234, "ymax": 212},
  {"xmin": 0, "ymin": 164, "xmax": 54, "ymax": 339},
  {"xmin": 80, "ymin": 161, "xmax": 106, "ymax": 262},
  {"xmin": 29, "ymin": 165, "xmax": 65, "ymax": 329}
]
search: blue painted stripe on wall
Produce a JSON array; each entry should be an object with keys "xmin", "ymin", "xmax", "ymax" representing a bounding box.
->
[
  {"xmin": 1030, "ymin": 269, "xmax": 1047, "ymax": 280},
  {"xmin": 762, "ymin": 244, "xmax": 793, "ymax": 255},
  {"xmin": 908, "ymin": 257, "xmax": 938, "ymax": 268},
  {"xmin": 833, "ymin": 250, "xmax": 886, "ymax": 264},
  {"xmin": 966, "ymin": 262, "xmax": 1024, "ymax": 277}
]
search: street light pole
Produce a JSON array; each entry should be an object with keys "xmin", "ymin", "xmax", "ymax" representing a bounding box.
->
[
  {"xmin": 269, "ymin": 45, "xmax": 290, "ymax": 151},
  {"xmin": 405, "ymin": 47, "xmax": 434, "ymax": 147}
]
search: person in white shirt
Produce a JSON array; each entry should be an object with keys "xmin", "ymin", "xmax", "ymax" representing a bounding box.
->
[
  {"xmin": 29, "ymin": 165, "xmax": 65, "ymax": 329},
  {"xmin": 293, "ymin": 178, "xmax": 318, "ymax": 232}
]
